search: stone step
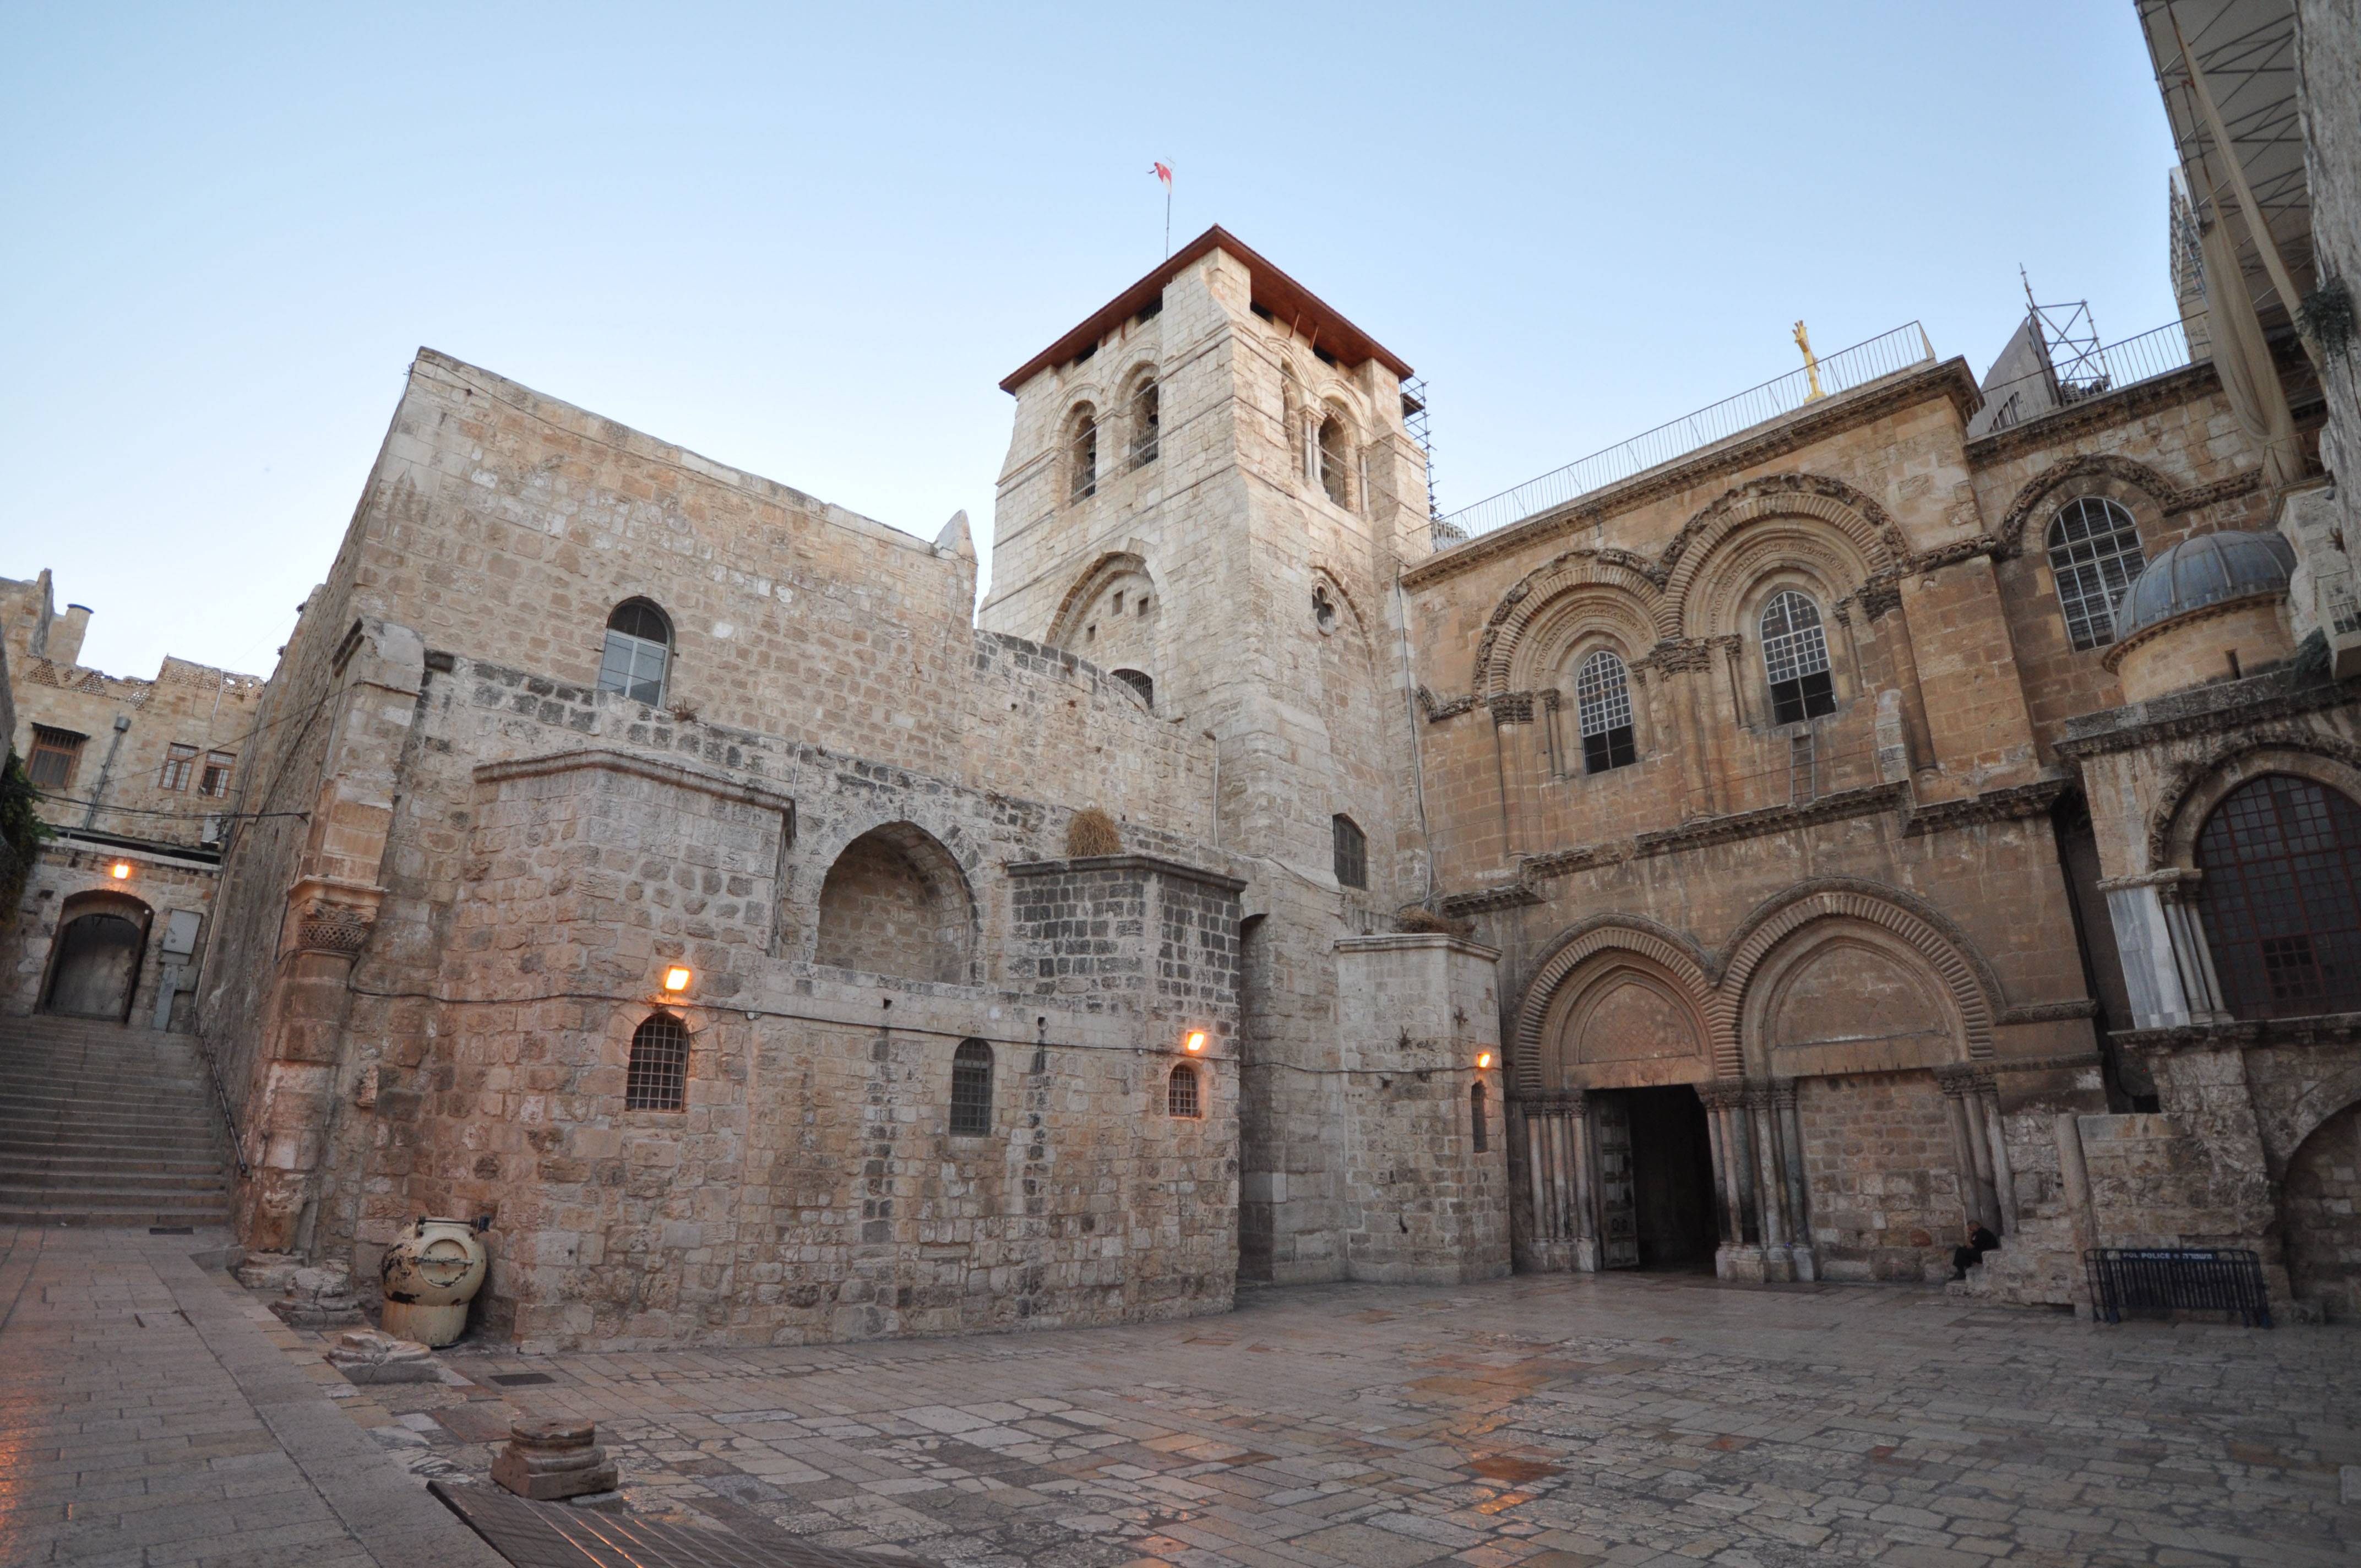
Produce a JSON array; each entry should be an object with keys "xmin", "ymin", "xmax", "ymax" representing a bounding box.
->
[
  {"xmin": 0, "ymin": 1154, "xmax": 227, "ymax": 1178},
  {"xmin": 0, "ymin": 1091, "xmax": 215, "ymax": 1114},
  {"xmin": 0, "ymin": 1188, "xmax": 232, "ymax": 1214},
  {"xmin": 0, "ymin": 1207, "xmax": 231, "ymax": 1228},
  {"xmin": 0, "ymin": 1168, "xmax": 227, "ymax": 1191}
]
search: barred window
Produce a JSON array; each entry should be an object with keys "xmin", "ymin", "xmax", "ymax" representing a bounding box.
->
[
  {"xmin": 26, "ymin": 726, "xmax": 84, "ymax": 791},
  {"xmin": 1470, "ymin": 1082, "xmax": 1488, "ymax": 1152},
  {"xmin": 1167, "ymin": 1062, "xmax": 1201, "ymax": 1118},
  {"xmin": 1318, "ymin": 414, "xmax": 1351, "ymax": 507},
  {"xmin": 1574, "ymin": 650, "xmax": 1636, "ymax": 774},
  {"xmin": 2195, "ymin": 774, "xmax": 2361, "ymax": 1020},
  {"xmin": 1332, "ymin": 814, "xmax": 1367, "ymax": 890},
  {"xmin": 159, "ymin": 742, "xmax": 198, "ymax": 792},
  {"xmin": 199, "ymin": 750, "xmax": 236, "ymax": 798},
  {"xmin": 2046, "ymin": 497, "xmax": 2146, "ymax": 651},
  {"xmin": 1127, "ymin": 378, "xmax": 1160, "ymax": 470},
  {"xmin": 1760, "ymin": 591, "xmax": 1836, "ymax": 724},
  {"xmin": 1070, "ymin": 407, "xmax": 1098, "ymax": 500},
  {"xmin": 598, "ymin": 598, "xmax": 671, "ymax": 706},
  {"xmin": 625, "ymin": 1011, "xmax": 689, "ymax": 1111},
  {"xmin": 949, "ymin": 1038, "xmax": 993, "ymax": 1136}
]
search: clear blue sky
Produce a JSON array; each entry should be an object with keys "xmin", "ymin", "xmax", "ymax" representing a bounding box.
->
[{"xmin": 2, "ymin": 3, "xmax": 2181, "ymax": 680}]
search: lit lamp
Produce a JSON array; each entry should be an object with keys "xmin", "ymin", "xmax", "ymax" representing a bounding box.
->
[
  {"xmin": 1476, "ymin": 1051, "xmax": 1493, "ymax": 1070},
  {"xmin": 1183, "ymin": 1030, "xmax": 1207, "ymax": 1054},
  {"xmin": 110, "ymin": 862, "xmax": 132, "ymax": 880},
  {"xmin": 661, "ymin": 966, "xmax": 693, "ymax": 994}
]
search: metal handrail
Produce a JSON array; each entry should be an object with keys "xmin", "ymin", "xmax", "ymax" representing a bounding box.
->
[
  {"xmin": 1440, "ymin": 323, "xmax": 1936, "ymax": 539},
  {"xmin": 1973, "ymin": 322, "xmax": 2199, "ymax": 435},
  {"xmin": 193, "ymin": 1032, "xmax": 252, "ymax": 1178}
]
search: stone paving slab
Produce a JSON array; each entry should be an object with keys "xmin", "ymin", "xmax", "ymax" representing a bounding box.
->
[
  {"xmin": 0, "ymin": 1226, "xmax": 502, "ymax": 1567},
  {"xmin": 318, "ymin": 1272, "xmax": 2360, "ymax": 1568}
]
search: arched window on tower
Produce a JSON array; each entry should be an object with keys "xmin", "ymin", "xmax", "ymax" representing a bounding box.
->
[
  {"xmin": 1069, "ymin": 407, "xmax": 1098, "ymax": 501},
  {"xmin": 599, "ymin": 599, "xmax": 672, "ymax": 706},
  {"xmin": 1111, "ymin": 668, "xmax": 1154, "ymax": 709},
  {"xmin": 1470, "ymin": 1081, "xmax": 1489, "ymax": 1152},
  {"xmin": 1167, "ymin": 1062, "xmax": 1202, "ymax": 1118},
  {"xmin": 1574, "ymin": 650, "xmax": 1637, "ymax": 774},
  {"xmin": 625, "ymin": 1011, "xmax": 689, "ymax": 1111},
  {"xmin": 2194, "ymin": 774, "xmax": 2361, "ymax": 1019},
  {"xmin": 1317, "ymin": 413, "xmax": 1351, "ymax": 507},
  {"xmin": 949, "ymin": 1038, "xmax": 993, "ymax": 1135},
  {"xmin": 1332, "ymin": 814, "xmax": 1367, "ymax": 890},
  {"xmin": 1760, "ymin": 591, "xmax": 1836, "ymax": 723},
  {"xmin": 2046, "ymin": 497, "xmax": 2146, "ymax": 651},
  {"xmin": 1127, "ymin": 378, "xmax": 1160, "ymax": 470}
]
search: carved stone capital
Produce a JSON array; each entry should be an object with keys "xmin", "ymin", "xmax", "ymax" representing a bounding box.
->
[{"xmin": 287, "ymin": 875, "xmax": 383, "ymax": 959}]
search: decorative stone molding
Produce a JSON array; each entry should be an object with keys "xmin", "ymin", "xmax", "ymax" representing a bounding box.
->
[
  {"xmin": 1490, "ymin": 690, "xmax": 1535, "ymax": 726},
  {"xmin": 1643, "ymin": 638, "xmax": 1714, "ymax": 674},
  {"xmin": 1902, "ymin": 778, "xmax": 2071, "ymax": 836},
  {"xmin": 1006, "ymin": 853, "xmax": 1249, "ymax": 895},
  {"xmin": 1857, "ymin": 579, "xmax": 1903, "ymax": 620},
  {"xmin": 2099, "ymin": 590, "xmax": 2289, "ymax": 673},
  {"xmin": 1908, "ymin": 535, "xmax": 2003, "ymax": 574},
  {"xmin": 472, "ymin": 747, "xmax": 796, "ymax": 816},
  {"xmin": 1995, "ymin": 998, "xmax": 2101, "ymax": 1025},
  {"xmin": 1470, "ymin": 550, "xmax": 1666, "ymax": 698},
  {"xmin": 286, "ymin": 875, "xmax": 384, "ymax": 960},
  {"xmin": 1966, "ymin": 362, "xmax": 2223, "ymax": 467},
  {"xmin": 1987, "ymin": 443, "xmax": 2263, "ymax": 556},
  {"xmin": 2137, "ymin": 730, "xmax": 2361, "ymax": 869},
  {"xmin": 1661, "ymin": 474, "xmax": 1906, "ymax": 636},
  {"xmin": 1509, "ymin": 916, "xmax": 1717, "ymax": 1094},
  {"xmin": 1633, "ymin": 783, "xmax": 1909, "ymax": 856},
  {"xmin": 1417, "ymin": 687, "xmax": 1478, "ymax": 723}
]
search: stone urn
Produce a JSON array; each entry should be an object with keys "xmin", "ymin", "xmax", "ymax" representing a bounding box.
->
[{"xmin": 379, "ymin": 1217, "xmax": 488, "ymax": 1347}]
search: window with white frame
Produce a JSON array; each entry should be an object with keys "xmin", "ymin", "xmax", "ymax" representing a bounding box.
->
[
  {"xmin": 1760, "ymin": 590, "xmax": 1837, "ymax": 723},
  {"xmin": 2046, "ymin": 497, "xmax": 2146, "ymax": 651},
  {"xmin": 1574, "ymin": 650, "xmax": 1636, "ymax": 774}
]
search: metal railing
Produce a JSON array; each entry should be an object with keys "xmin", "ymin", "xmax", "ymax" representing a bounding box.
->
[
  {"xmin": 1440, "ymin": 323, "xmax": 1936, "ymax": 540},
  {"xmin": 2085, "ymin": 1246, "xmax": 2271, "ymax": 1327},
  {"xmin": 1974, "ymin": 322, "xmax": 2200, "ymax": 436}
]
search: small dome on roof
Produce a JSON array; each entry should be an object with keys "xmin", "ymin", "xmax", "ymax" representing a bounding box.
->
[{"xmin": 2114, "ymin": 529, "xmax": 2294, "ymax": 641}]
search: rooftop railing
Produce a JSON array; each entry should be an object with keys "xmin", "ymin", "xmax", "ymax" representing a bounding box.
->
[
  {"xmin": 1970, "ymin": 320, "xmax": 2199, "ymax": 436},
  {"xmin": 1437, "ymin": 323, "xmax": 1936, "ymax": 541}
]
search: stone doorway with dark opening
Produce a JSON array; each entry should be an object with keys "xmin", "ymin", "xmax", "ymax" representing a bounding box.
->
[
  {"xmin": 1595, "ymin": 1085, "xmax": 1719, "ymax": 1272},
  {"xmin": 40, "ymin": 891, "xmax": 153, "ymax": 1022}
]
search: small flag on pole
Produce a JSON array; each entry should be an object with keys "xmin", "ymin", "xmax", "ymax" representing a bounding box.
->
[
  {"xmin": 1152, "ymin": 162, "xmax": 1173, "ymax": 257},
  {"xmin": 1151, "ymin": 161, "xmax": 1172, "ymax": 188}
]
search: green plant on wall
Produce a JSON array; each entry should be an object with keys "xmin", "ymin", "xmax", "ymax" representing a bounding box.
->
[{"xmin": 0, "ymin": 752, "xmax": 53, "ymax": 927}]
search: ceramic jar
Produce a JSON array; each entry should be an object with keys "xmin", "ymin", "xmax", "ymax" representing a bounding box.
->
[{"xmin": 379, "ymin": 1217, "xmax": 488, "ymax": 1347}]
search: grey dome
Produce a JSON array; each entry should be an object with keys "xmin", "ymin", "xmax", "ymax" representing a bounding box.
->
[{"xmin": 2114, "ymin": 529, "xmax": 2294, "ymax": 640}]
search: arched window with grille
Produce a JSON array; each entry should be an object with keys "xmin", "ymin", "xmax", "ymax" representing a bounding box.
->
[
  {"xmin": 1760, "ymin": 590, "xmax": 1836, "ymax": 723},
  {"xmin": 2046, "ymin": 497, "xmax": 2146, "ymax": 651},
  {"xmin": 1069, "ymin": 407, "xmax": 1098, "ymax": 500},
  {"xmin": 2194, "ymin": 774, "xmax": 2361, "ymax": 1019},
  {"xmin": 1574, "ymin": 650, "xmax": 1636, "ymax": 774},
  {"xmin": 1127, "ymin": 377, "xmax": 1160, "ymax": 470},
  {"xmin": 625, "ymin": 1011, "xmax": 689, "ymax": 1111},
  {"xmin": 1470, "ymin": 1081, "xmax": 1488, "ymax": 1152},
  {"xmin": 1167, "ymin": 1062, "xmax": 1201, "ymax": 1118},
  {"xmin": 599, "ymin": 598, "xmax": 672, "ymax": 706},
  {"xmin": 1317, "ymin": 413, "xmax": 1351, "ymax": 507},
  {"xmin": 1332, "ymin": 814, "xmax": 1367, "ymax": 890},
  {"xmin": 949, "ymin": 1038, "xmax": 993, "ymax": 1136}
]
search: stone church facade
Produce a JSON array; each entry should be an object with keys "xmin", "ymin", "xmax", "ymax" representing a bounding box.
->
[{"xmin": 7, "ymin": 4, "xmax": 2361, "ymax": 1342}]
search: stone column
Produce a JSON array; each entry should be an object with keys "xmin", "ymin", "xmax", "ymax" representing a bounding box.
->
[
  {"xmin": 1938, "ymin": 1065, "xmax": 2000, "ymax": 1234},
  {"xmin": 1747, "ymin": 1081, "xmax": 1791, "ymax": 1280},
  {"xmin": 1566, "ymin": 1088, "xmax": 1595, "ymax": 1271},
  {"xmin": 1772, "ymin": 1079, "xmax": 1815, "ymax": 1280},
  {"xmin": 1704, "ymin": 1078, "xmax": 1762, "ymax": 1280},
  {"xmin": 1976, "ymin": 1069, "xmax": 2019, "ymax": 1234},
  {"xmin": 2098, "ymin": 869, "xmax": 2230, "ymax": 1028}
]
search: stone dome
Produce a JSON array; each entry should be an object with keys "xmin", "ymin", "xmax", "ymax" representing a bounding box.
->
[{"xmin": 2113, "ymin": 529, "xmax": 2294, "ymax": 641}]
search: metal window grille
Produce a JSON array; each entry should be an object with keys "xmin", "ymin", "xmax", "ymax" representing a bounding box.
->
[
  {"xmin": 2085, "ymin": 1248, "xmax": 2271, "ymax": 1327},
  {"xmin": 1111, "ymin": 669, "xmax": 1154, "ymax": 709},
  {"xmin": 1127, "ymin": 382, "xmax": 1159, "ymax": 470},
  {"xmin": 1789, "ymin": 733, "xmax": 1816, "ymax": 805},
  {"xmin": 198, "ymin": 751, "xmax": 236, "ymax": 798},
  {"xmin": 26, "ymin": 727, "xmax": 84, "ymax": 790},
  {"xmin": 949, "ymin": 1039, "xmax": 992, "ymax": 1136},
  {"xmin": 159, "ymin": 742, "xmax": 198, "ymax": 792},
  {"xmin": 2195, "ymin": 774, "xmax": 2361, "ymax": 1019},
  {"xmin": 1318, "ymin": 416, "xmax": 1350, "ymax": 507},
  {"xmin": 1761, "ymin": 591, "xmax": 1836, "ymax": 723},
  {"xmin": 1470, "ymin": 1082, "xmax": 1487, "ymax": 1152},
  {"xmin": 2046, "ymin": 498, "xmax": 2146, "ymax": 651},
  {"xmin": 1070, "ymin": 414, "xmax": 1098, "ymax": 500},
  {"xmin": 1332, "ymin": 814, "xmax": 1367, "ymax": 890},
  {"xmin": 1574, "ymin": 651, "xmax": 1636, "ymax": 774},
  {"xmin": 1167, "ymin": 1064, "xmax": 1200, "ymax": 1118},
  {"xmin": 624, "ymin": 1012, "xmax": 689, "ymax": 1112}
]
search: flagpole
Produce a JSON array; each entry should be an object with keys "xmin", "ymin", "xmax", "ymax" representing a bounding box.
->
[{"xmin": 1165, "ymin": 185, "xmax": 1171, "ymax": 258}]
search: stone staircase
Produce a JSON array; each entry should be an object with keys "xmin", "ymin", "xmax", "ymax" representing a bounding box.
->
[
  {"xmin": 0, "ymin": 1014, "xmax": 235, "ymax": 1227},
  {"xmin": 1949, "ymin": 1196, "xmax": 2086, "ymax": 1311}
]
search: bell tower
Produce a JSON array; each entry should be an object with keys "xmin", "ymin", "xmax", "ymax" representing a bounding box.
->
[{"xmin": 984, "ymin": 230, "xmax": 1502, "ymax": 1284}]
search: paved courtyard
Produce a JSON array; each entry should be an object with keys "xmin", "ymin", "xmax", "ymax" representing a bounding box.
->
[{"xmin": 3, "ymin": 1227, "xmax": 2357, "ymax": 1567}]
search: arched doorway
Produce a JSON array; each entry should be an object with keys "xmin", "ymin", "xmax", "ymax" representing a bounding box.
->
[
  {"xmin": 42, "ymin": 892, "xmax": 153, "ymax": 1020},
  {"xmin": 2283, "ymin": 1099, "xmax": 2361, "ymax": 1321},
  {"xmin": 2193, "ymin": 773, "xmax": 2361, "ymax": 1019}
]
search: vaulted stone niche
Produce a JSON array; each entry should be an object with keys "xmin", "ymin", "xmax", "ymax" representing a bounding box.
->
[{"xmin": 813, "ymin": 823, "xmax": 975, "ymax": 984}]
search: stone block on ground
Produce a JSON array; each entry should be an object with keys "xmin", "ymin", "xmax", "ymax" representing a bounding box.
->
[
  {"xmin": 326, "ymin": 1328, "xmax": 442, "ymax": 1384},
  {"xmin": 491, "ymin": 1417, "xmax": 619, "ymax": 1501}
]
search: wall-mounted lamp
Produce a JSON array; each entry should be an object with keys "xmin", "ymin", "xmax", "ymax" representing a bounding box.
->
[
  {"xmin": 661, "ymin": 966, "xmax": 693, "ymax": 993},
  {"xmin": 1476, "ymin": 1051, "xmax": 1493, "ymax": 1070},
  {"xmin": 110, "ymin": 862, "xmax": 132, "ymax": 880},
  {"xmin": 1183, "ymin": 1031, "xmax": 1207, "ymax": 1054}
]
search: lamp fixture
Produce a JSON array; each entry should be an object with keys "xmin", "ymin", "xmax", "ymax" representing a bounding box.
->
[
  {"xmin": 1476, "ymin": 1051, "xmax": 1493, "ymax": 1070},
  {"xmin": 661, "ymin": 966, "xmax": 693, "ymax": 993},
  {"xmin": 110, "ymin": 862, "xmax": 131, "ymax": 880},
  {"xmin": 1183, "ymin": 1030, "xmax": 1207, "ymax": 1054}
]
